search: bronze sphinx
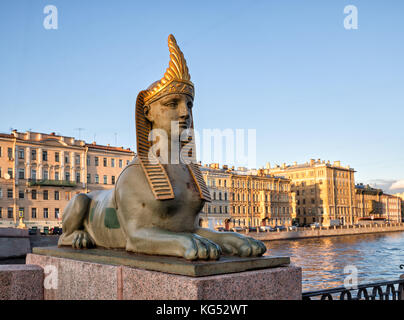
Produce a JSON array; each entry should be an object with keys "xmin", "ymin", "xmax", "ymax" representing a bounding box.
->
[{"xmin": 58, "ymin": 35, "xmax": 266, "ymax": 260}]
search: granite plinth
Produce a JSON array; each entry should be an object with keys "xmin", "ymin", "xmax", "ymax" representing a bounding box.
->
[
  {"xmin": 32, "ymin": 246, "xmax": 290, "ymax": 277},
  {"xmin": 0, "ymin": 228, "xmax": 31, "ymax": 260},
  {"xmin": 0, "ymin": 264, "xmax": 43, "ymax": 300},
  {"xmin": 26, "ymin": 253, "xmax": 301, "ymax": 300}
]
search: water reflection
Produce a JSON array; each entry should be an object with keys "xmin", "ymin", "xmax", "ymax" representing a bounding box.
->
[{"xmin": 263, "ymin": 232, "xmax": 404, "ymax": 292}]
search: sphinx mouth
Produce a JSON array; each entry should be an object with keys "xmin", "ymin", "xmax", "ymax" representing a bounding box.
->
[{"xmin": 178, "ymin": 121, "xmax": 190, "ymax": 129}]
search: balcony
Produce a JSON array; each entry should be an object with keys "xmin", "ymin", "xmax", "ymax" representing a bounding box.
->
[{"xmin": 27, "ymin": 179, "xmax": 77, "ymax": 187}]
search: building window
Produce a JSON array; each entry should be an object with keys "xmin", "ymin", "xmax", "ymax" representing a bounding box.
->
[
  {"xmin": 64, "ymin": 153, "xmax": 69, "ymax": 164},
  {"xmin": 87, "ymin": 156, "xmax": 90, "ymax": 166},
  {"xmin": 0, "ymin": 189, "xmax": 2, "ymax": 199},
  {"xmin": 7, "ymin": 168, "xmax": 13, "ymax": 178},
  {"xmin": 103, "ymin": 175, "xmax": 107, "ymax": 184},
  {"xmin": 18, "ymin": 168, "xmax": 25, "ymax": 179},
  {"xmin": 65, "ymin": 192, "xmax": 71, "ymax": 201},
  {"xmin": 103, "ymin": 158, "xmax": 107, "ymax": 167},
  {"xmin": 55, "ymin": 191, "xmax": 59, "ymax": 200},
  {"xmin": 65, "ymin": 172, "xmax": 70, "ymax": 181},
  {"xmin": 31, "ymin": 169, "xmax": 36, "ymax": 180},
  {"xmin": 19, "ymin": 189, "xmax": 24, "ymax": 199},
  {"xmin": 0, "ymin": 207, "xmax": 2, "ymax": 218},
  {"xmin": 87, "ymin": 174, "xmax": 91, "ymax": 184},
  {"xmin": 43, "ymin": 208, "xmax": 48, "ymax": 219},
  {"xmin": 55, "ymin": 208, "xmax": 60, "ymax": 219},
  {"xmin": 31, "ymin": 149, "xmax": 37, "ymax": 161},
  {"xmin": 119, "ymin": 160, "xmax": 123, "ymax": 168},
  {"xmin": 95, "ymin": 174, "xmax": 99, "ymax": 184},
  {"xmin": 111, "ymin": 159, "xmax": 115, "ymax": 167},
  {"xmin": 0, "ymin": 167, "xmax": 1, "ymax": 178},
  {"xmin": 55, "ymin": 171, "xmax": 59, "ymax": 180},
  {"xmin": 76, "ymin": 172, "xmax": 81, "ymax": 183},
  {"xmin": 43, "ymin": 190, "xmax": 48, "ymax": 200},
  {"xmin": 112, "ymin": 176, "xmax": 115, "ymax": 185},
  {"xmin": 42, "ymin": 150, "xmax": 48, "ymax": 161},
  {"xmin": 32, "ymin": 208, "xmax": 37, "ymax": 219},
  {"xmin": 126, "ymin": 160, "xmax": 129, "ymax": 165},
  {"xmin": 55, "ymin": 152, "xmax": 60, "ymax": 162},
  {"xmin": 95, "ymin": 157, "xmax": 99, "ymax": 166},
  {"xmin": 75, "ymin": 155, "xmax": 80, "ymax": 165},
  {"xmin": 43, "ymin": 169, "xmax": 49, "ymax": 180},
  {"xmin": 18, "ymin": 149, "xmax": 25, "ymax": 159},
  {"xmin": 32, "ymin": 190, "xmax": 37, "ymax": 200},
  {"xmin": 7, "ymin": 189, "xmax": 13, "ymax": 198},
  {"xmin": 8, "ymin": 207, "xmax": 13, "ymax": 218}
]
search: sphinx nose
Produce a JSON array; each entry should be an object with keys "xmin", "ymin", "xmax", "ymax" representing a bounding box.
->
[{"xmin": 179, "ymin": 101, "xmax": 190, "ymax": 120}]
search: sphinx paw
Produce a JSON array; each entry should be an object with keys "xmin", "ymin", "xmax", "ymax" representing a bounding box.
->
[
  {"xmin": 72, "ymin": 231, "xmax": 95, "ymax": 249},
  {"xmin": 217, "ymin": 233, "xmax": 267, "ymax": 257},
  {"xmin": 184, "ymin": 234, "xmax": 222, "ymax": 261}
]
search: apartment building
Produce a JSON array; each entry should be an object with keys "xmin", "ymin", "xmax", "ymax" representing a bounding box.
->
[
  {"xmin": 199, "ymin": 164, "xmax": 231, "ymax": 229},
  {"xmin": 268, "ymin": 159, "xmax": 356, "ymax": 226},
  {"xmin": 0, "ymin": 130, "xmax": 134, "ymax": 230},
  {"xmin": 199, "ymin": 164, "xmax": 294, "ymax": 229}
]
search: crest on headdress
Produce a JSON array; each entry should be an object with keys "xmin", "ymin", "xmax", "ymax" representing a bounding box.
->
[{"xmin": 135, "ymin": 35, "xmax": 210, "ymax": 202}]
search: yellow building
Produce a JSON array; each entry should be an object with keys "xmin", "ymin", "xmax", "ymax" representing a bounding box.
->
[
  {"xmin": 199, "ymin": 163, "xmax": 231, "ymax": 229},
  {"xmin": 0, "ymin": 130, "xmax": 134, "ymax": 230},
  {"xmin": 268, "ymin": 159, "xmax": 356, "ymax": 226},
  {"xmin": 229, "ymin": 168, "xmax": 294, "ymax": 227}
]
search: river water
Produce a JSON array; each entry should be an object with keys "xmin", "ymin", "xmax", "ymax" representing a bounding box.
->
[{"xmin": 263, "ymin": 231, "xmax": 404, "ymax": 292}]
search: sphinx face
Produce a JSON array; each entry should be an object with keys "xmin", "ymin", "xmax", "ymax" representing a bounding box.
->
[{"xmin": 145, "ymin": 93, "xmax": 193, "ymax": 138}]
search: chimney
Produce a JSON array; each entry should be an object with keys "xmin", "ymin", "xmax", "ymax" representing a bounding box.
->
[
  {"xmin": 265, "ymin": 162, "xmax": 271, "ymax": 169},
  {"xmin": 310, "ymin": 159, "xmax": 315, "ymax": 166}
]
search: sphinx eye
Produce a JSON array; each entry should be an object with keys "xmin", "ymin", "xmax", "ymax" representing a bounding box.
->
[
  {"xmin": 164, "ymin": 100, "xmax": 177, "ymax": 108},
  {"xmin": 187, "ymin": 101, "xmax": 193, "ymax": 109}
]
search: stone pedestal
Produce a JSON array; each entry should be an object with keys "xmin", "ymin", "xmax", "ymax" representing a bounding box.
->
[
  {"xmin": 26, "ymin": 247, "xmax": 302, "ymax": 300},
  {"xmin": 0, "ymin": 228, "xmax": 31, "ymax": 260},
  {"xmin": 0, "ymin": 265, "xmax": 44, "ymax": 300}
]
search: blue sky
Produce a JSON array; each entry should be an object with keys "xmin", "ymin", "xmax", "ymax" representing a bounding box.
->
[{"xmin": 0, "ymin": 0, "xmax": 403, "ymax": 192}]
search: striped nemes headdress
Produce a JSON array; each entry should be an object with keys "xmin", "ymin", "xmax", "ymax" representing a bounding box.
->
[{"xmin": 135, "ymin": 34, "xmax": 211, "ymax": 202}]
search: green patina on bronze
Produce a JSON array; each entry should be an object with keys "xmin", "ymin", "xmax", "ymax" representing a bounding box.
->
[
  {"xmin": 89, "ymin": 207, "xmax": 95, "ymax": 222},
  {"xmin": 104, "ymin": 208, "xmax": 120, "ymax": 229}
]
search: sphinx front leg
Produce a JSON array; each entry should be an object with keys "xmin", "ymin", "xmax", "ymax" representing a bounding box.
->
[
  {"xmin": 126, "ymin": 227, "xmax": 222, "ymax": 260},
  {"xmin": 195, "ymin": 228, "xmax": 267, "ymax": 257}
]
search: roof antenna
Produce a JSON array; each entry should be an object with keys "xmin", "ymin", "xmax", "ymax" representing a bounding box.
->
[{"xmin": 74, "ymin": 128, "xmax": 85, "ymax": 140}]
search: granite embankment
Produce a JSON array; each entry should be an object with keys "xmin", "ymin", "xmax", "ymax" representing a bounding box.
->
[{"xmin": 248, "ymin": 223, "xmax": 404, "ymax": 241}]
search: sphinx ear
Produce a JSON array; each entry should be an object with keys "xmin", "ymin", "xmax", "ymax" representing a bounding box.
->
[{"xmin": 143, "ymin": 105, "xmax": 153, "ymax": 122}]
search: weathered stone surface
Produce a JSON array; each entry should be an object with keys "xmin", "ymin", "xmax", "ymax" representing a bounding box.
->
[
  {"xmin": 0, "ymin": 228, "xmax": 29, "ymax": 238},
  {"xmin": 0, "ymin": 228, "xmax": 31, "ymax": 260},
  {"xmin": 26, "ymin": 253, "xmax": 119, "ymax": 300},
  {"xmin": 0, "ymin": 264, "xmax": 43, "ymax": 300},
  {"xmin": 26, "ymin": 253, "xmax": 301, "ymax": 300},
  {"xmin": 122, "ymin": 265, "xmax": 302, "ymax": 300},
  {"xmin": 32, "ymin": 246, "xmax": 289, "ymax": 277}
]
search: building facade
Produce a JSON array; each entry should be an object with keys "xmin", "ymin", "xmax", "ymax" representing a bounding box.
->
[
  {"xmin": 198, "ymin": 163, "xmax": 295, "ymax": 229},
  {"xmin": 355, "ymin": 184, "xmax": 402, "ymax": 223},
  {"xmin": 0, "ymin": 130, "xmax": 134, "ymax": 230},
  {"xmin": 199, "ymin": 164, "xmax": 231, "ymax": 229},
  {"xmin": 268, "ymin": 159, "xmax": 356, "ymax": 226}
]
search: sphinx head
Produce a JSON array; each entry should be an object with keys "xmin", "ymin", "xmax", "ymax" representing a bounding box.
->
[
  {"xmin": 144, "ymin": 92, "xmax": 193, "ymax": 137},
  {"xmin": 136, "ymin": 35, "xmax": 195, "ymax": 163}
]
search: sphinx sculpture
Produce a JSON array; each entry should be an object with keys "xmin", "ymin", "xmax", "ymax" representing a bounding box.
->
[{"xmin": 58, "ymin": 35, "xmax": 266, "ymax": 260}]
